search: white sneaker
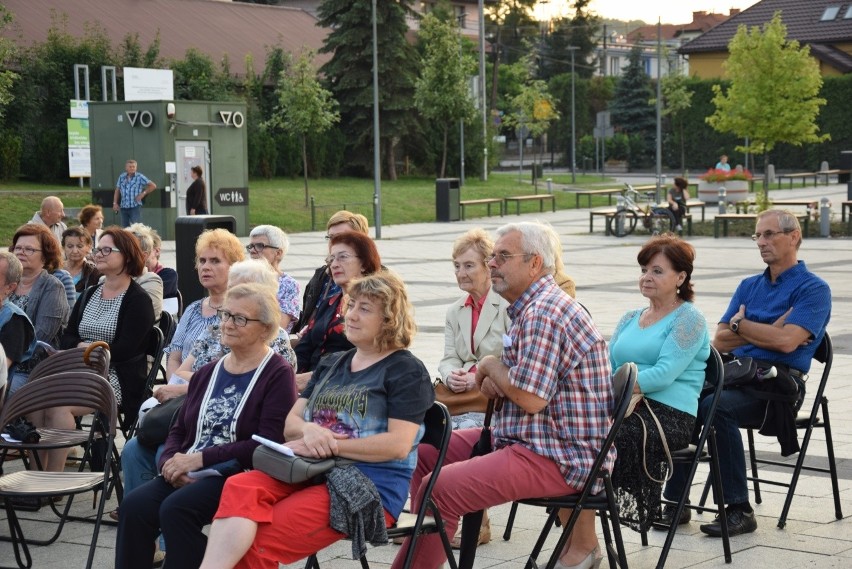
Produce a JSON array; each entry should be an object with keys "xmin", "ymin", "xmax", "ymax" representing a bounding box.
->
[{"xmin": 675, "ymin": 224, "xmax": 683, "ymax": 231}]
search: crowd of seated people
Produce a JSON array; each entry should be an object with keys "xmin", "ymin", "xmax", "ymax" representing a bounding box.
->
[{"xmin": 0, "ymin": 202, "xmax": 829, "ymax": 569}]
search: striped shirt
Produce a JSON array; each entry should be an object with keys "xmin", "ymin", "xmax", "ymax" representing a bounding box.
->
[
  {"xmin": 723, "ymin": 261, "xmax": 831, "ymax": 373},
  {"xmin": 164, "ymin": 299, "xmax": 219, "ymax": 362},
  {"xmin": 116, "ymin": 172, "xmax": 152, "ymax": 208},
  {"xmin": 494, "ymin": 274, "xmax": 614, "ymax": 494}
]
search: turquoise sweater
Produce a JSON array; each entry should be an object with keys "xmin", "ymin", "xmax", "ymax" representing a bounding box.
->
[{"xmin": 609, "ymin": 302, "xmax": 710, "ymax": 416}]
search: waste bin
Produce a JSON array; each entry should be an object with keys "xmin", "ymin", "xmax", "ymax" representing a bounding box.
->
[
  {"xmin": 531, "ymin": 164, "xmax": 543, "ymax": 182},
  {"xmin": 436, "ymin": 178, "xmax": 460, "ymax": 222},
  {"xmin": 175, "ymin": 215, "xmax": 236, "ymax": 307},
  {"xmin": 840, "ymin": 151, "xmax": 852, "ymax": 185}
]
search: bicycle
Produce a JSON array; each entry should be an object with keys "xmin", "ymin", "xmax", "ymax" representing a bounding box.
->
[{"xmin": 611, "ymin": 184, "xmax": 677, "ymax": 237}]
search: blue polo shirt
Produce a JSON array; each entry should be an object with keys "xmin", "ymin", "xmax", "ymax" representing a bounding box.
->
[{"xmin": 721, "ymin": 261, "xmax": 830, "ymax": 373}]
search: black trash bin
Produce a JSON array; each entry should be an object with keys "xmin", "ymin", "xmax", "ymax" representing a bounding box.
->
[
  {"xmin": 839, "ymin": 151, "xmax": 852, "ymax": 185},
  {"xmin": 175, "ymin": 215, "xmax": 236, "ymax": 307},
  {"xmin": 436, "ymin": 178, "xmax": 460, "ymax": 222}
]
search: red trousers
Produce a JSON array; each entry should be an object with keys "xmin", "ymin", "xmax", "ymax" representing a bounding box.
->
[{"xmin": 214, "ymin": 470, "xmax": 394, "ymax": 569}]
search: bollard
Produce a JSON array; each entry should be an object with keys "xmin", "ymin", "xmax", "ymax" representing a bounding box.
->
[
  {"xmin": 718, "ymin": 187, "xmax": 727, "ymax": 214},
  {"xmin": 546, "ymin": 178, "xmax": 553, "ymax": 194},
  {"xmin": 820, "ymin": 197, "xmax": 831, "ymax": 237},
  {"xmin": 615, "ymin": 195, "xmax": 626, "ymax": 235}
]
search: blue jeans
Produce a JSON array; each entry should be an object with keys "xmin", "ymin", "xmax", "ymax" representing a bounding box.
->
[
  {"xmin": 664, "ymin": 388, "xmax": 766, "ymax": 505},
  {"xmin": 121, "ymin": 437, "xmax": 166, "ymax": 549},
  {"xmin": 120, "ymin": 206, "xmax": 142, "ymax": 227}
]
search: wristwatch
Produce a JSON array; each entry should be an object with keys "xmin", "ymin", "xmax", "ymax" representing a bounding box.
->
[{"xmin": 730, "ymin": 317, "xmax": 744, "ymax": 334}]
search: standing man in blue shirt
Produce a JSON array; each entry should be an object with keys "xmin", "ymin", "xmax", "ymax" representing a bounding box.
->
[
  {"xmin": 113, "ymin": 159, "xmax": 157, "ymax": 227},
  {"xmin": 661, "ymin": 209, "xmax": 831, "ymax": 537}
]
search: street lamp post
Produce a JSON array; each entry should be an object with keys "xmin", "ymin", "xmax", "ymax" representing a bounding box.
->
[
  {"xmin": 478, "ymin": 0, "xmax": 487, "ymax": 181},
  {"xmin": 371, "ymin": 0, "xmax": 382, "ymax": 239},
  {"xmin": 569, "ymin": 46, "xmax": 577, "ymax": 184}
]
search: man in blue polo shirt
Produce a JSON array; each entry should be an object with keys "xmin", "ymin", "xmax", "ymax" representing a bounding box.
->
[
  {"xmin": 113, "ymin": 159, "xmax": 157, "ymax": 227},
  {"xmin": 660, "ymin": 209, "xmax": 831, "ymax": 537}
]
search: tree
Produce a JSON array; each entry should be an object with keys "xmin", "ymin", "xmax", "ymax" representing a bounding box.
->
[
  {"xmin": 658, "ymin": 73, "xmax": 693, "ymax": 174},
  {"xmin": 0, "ymin": 4, "xmax": 18, "ymax": 120},
  {"xmin": 267, "ymin": 49, "xmax": 340, "ymax": 206},
  {"xmin": 707, "ymin": 12, "xmax": 828, "ymax": 199},
  {"xmin": 171, "ymin": 48, "xmax": 236, "ymax": 101},
  {"xmin": 539, "ymin": 0, "xmax": 600, "ymax": 80},
  {"xmin": 317, "ymin": 0, "xmax": 419, "ymax": 180},
  {"xmin": 415, "ymin": 14, "xmax": 476, "ymax": 178},
  {"xmin": 609, "ymin": 45, "xmax": 655, "ymax": 167}
]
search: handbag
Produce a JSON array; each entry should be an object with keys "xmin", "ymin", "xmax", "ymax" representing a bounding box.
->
[
  {"xmin": 723, "ymin": 357, "xmax": 757, "ymax": 387},
  {"xmin": 434, "ymin": 380, "xmax": 489, "ymax": 416},
  {"xmin": 136, "ymin": 394, "xmax": 187, "ymax": 449},
  {"xmin": 253, "ymin": 445, "xmax": 352, "ymax": 484}
]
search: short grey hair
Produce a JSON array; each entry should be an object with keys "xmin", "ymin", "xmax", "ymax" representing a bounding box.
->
[
  {"xmin": 225, "ymin": 283, "xmax": 280, "ymax": 343},
  {"xmin": 228, "ymin": 259, "xmax": 279, "ymax": 290},
  {"xmin": 757, "ymin": 209, "xmax": 802, "ymax": 250},
  {"xmin": 128, "ymin": 223, "xmax": 154, "ymax": 254},
  {"xmin": 495, "ymin": 222, "xmax": 556, "ymax": 272},
  {"xmin": 0, "ymin": 251, "xmax": 23, "ymax": 286},
  {"xmin": 250, "ymin": 225, "xmax": 289, "ymax": 257}
]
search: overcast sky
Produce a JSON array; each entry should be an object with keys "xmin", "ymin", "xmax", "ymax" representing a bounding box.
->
[{"xmin": 535, "ymin": 0, "xmax": 761, "ymax": 25}]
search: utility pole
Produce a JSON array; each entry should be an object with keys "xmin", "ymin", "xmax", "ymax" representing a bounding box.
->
[{"xmin": 478, "ymin": 0, "xmax": 488, "ymax": 181}]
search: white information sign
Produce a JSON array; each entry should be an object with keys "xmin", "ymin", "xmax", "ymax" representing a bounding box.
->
[
  {"xmin": 70, "ymin": 100, "xmax": 89, "ymax": 119},
  {"xmin": 123, "ymin": 67, "xmax": 174, "ymax": 101}
]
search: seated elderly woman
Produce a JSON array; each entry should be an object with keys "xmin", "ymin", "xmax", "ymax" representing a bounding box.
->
[
  {"xmin": 197, "ymin": 272, "xmax": 433, "ymax": 569},
  {"xmin": 6, "ymin": 224, "xmax": 71, "ymax": 395},
  {"xmin": 162, "ymin": 228, "xmax": 245, "ymax": 393},
  {"xmin": 603, "ymin": 234, "xmax": 709, "ymax": 541},
  {"xmin": 78, "ymin": 204, "xmax": 104, "ymax": 247},
  {"xmin": 131, "ymin": 223, "xmax": 178, "ymax": 299},
  {"xmin": 126, "ymin": 224, "xmax": 164, "ymax": 316},
  {"xmin": 293, "ymin": 231, "xmax": 382, "ymax": 391},
  {"xmin": 28, "ymin": 227, "xmax": 154, "ymax": 472},
  {"xmin": 114, "ymin": 282, "xmax": 298, "ymax": 569},
  {"xmin": 247, "ymin": 225, "xmax": 300, "ymax": 332},
  {"xmin": 62, "ymin": 226, "xmax": 102, "ymax": 300}
]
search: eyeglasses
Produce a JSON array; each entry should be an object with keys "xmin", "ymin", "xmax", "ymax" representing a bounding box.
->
[
  {"xmin": 92, "ymin": 246, "xmax": 121, "ymax": 256},
  {"xmin": 486, "ymin": 252, "xmax": 531, "ymax": 266},
  {"xmin": 325, "ymin": 252, "xmax": 359, "ymax": 265},
  {"xmin": 217, "ymin": 309, "xmax": 262, "ymax": 327},
  {"xmin": 751, "ymin": 229, "xmax": 794, "ymax": 241},
  {"xmin": 13, "ymin": 246, "xmax": 42, "ymax": 256},
  {"xmin": 246, "ymin": 243, "xmax": 280, "ymax": 253}
]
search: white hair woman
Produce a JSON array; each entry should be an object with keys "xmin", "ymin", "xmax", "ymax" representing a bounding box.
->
[{"xmin": 247, "ymin": 225, "xmax": 301, "ymax": 332}]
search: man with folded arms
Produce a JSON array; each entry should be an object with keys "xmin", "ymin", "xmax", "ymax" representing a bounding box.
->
[{"xmin": 661, "ymin": 209, "xmax": 831, "ymax": 537}]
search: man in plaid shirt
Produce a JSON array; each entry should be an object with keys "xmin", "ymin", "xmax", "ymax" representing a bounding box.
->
[
  {"xmin": 394, "ymin": 222, "xmax": 614, "ymax": 569},
  {"xmin": 113, "ymin": 159, "xmax": 157, "ymax": 227}
]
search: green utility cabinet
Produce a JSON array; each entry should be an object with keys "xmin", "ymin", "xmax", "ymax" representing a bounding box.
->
[{"xmin": 88, "ymin": 100, "xmax": 249, "ymax": 239}]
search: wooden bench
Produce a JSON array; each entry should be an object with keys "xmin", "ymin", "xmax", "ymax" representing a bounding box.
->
[
  {"xmin": 841, "ymin": 200, "xmax": 852, "ymax": 223},
  {"xmin": 816, "ymin": 169, "xmax": 851, "ymax": 184},
  {"xmin": 504, "ymin": 194, "xmax": 556, "ymax": 215},
  {"xmin": 776, "ymin": 172, "xmax": 819, "ymax": 189},
  {"xmin": 714, "ymin": 213, "xmax": 809, "ymax": 238},
  {"xmin": 459, "ymin": 198, "xmax": 504, "ymax": 220},
  {"xmin": 589, "ymin": 207, "xmax": 692, "ymax": 236},
  {"xmin": 571, "ymin": 188, "xmax": 622, "ymax": 208},
  {"xmin": 685, "ymin": 199, "xmax": 706, "ymax": 222}
]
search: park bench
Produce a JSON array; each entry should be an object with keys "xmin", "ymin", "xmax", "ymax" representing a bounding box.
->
[
  {"xmin": 776, "ymin": 172, "xmax": 819, "ymax": 189},
  {"xmin": 589, "ymin": 207, "xmax": 692, "ymax": 236},
  {"xmin": 816, "ymin": 169, "xmax": 851, "ymax": 184},
  {"xmin": 459, "ymin": 198, "xmax": 504, "ymax": 220},
  {"xmin": 714, "ymin": 213, "xmax": 809, "ymax": 238},
  {"xmin": 570, "ymin": 188, "xmax": 622, "ymax": 209},
  {"xmin": 504, "ymin": 194, "xmax": 556, "ymax": 215}
]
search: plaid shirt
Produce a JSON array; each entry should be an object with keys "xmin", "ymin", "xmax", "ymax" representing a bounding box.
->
[
  {"xmin": 494, "ymin": 274, "xmax": 615, "ymax": 493},
  {"xmin": 116, "ymin": 172, "xmax": 152, "ymax": 208}
]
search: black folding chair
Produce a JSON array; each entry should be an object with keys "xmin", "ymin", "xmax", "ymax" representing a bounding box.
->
[
  {"xmin": 304, "ymin": 402, "xmax": 458, "ymax": 569},
  {"xmin": 0, "ymin": 371, "xmax": 118, "ymax": 569},
  {"xmin": 122, "ymin": 325, "xmax": 165, "ymax": 440},
  {"xmin": 517, "ymin": 362, "xmax": 637, "ymax": 569},
  {"xmin": 700, "ymin": 333, "xmax": 841, "ymax": 529},
  {"xmin": 155, "ymin": 310, "xmax": 176, "ymax": 384},
  {"xmin": 649, "ymin": 346, "xmax": 731, "ymax": 568}
]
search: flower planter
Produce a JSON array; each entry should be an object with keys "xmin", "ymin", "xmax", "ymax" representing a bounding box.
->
[{"xmin": 697, "ymin": 180, "xmax": 749, "ymax": 204}]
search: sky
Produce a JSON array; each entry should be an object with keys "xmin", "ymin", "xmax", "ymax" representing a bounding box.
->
[{"xmin": 534, "ymin": 1, "xmax": 762, "ymax": 25}]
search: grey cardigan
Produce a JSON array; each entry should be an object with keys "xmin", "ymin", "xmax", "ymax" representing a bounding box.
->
[{"xmin": 11, "ymin": 269, "xmax": 70, "ymax": 348}]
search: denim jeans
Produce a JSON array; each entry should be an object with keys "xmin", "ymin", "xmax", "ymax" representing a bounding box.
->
[
  {"xmin": 664, "ymin": 388, "xmax": 767, "ymax": 505},
  {"xmin": 120, "ymin": 206, "xmax": 142, "ymax": 227}
]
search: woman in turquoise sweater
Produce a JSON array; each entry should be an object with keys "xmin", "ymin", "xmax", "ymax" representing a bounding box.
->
[{"xmin": 608, "ymin": 234, "xmax": 709, "ymax": 534}]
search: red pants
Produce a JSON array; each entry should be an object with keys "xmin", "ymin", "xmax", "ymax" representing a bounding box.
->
[
  {"xmin": 214, "ymin": 470, "xmax": 394, "ymax": 569},
  {"xmin": 390, "ymin": 429, "xmax": 579, "ymax": 569}
]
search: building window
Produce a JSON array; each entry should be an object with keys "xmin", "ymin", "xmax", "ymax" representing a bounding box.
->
[
  {"xmin": 610, "ymin": 57, "xmax": 620, "ymax": 76},
  {"xmin": 820, "ymin": 6, "xmax": 840, "ymax": 20},
  {"xmin": 844, "ymin": 5, "xmax": 852, "ymax": 18}
]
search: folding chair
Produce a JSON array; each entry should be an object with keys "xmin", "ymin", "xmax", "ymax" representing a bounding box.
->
[
  {"xmin": 517, "ymin": 362, "xmax": 637, "ymax": 569},
  {"xmin": 704, "ymin": 332, "xmax": 841, "ymax": 529},
  {"xmin": 651, "ymin": 346, "xmax": 731, "ymax": 568},
  {"xmin": 305, "ymin": 402, "xmax": 458, "ymax": 569},
  {"xmin": 0, "ymin": 371, "xmax": 118, "ymax": 569},
  {"xmin": 155, "ymin": 310, "xmax": 176, "ymax": 384},
  {"xmin": 122, "ymin": 325, "xmax": 165, "ymax": 440}
]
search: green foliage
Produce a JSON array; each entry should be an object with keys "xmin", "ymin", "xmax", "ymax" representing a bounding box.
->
[
  {"xmin": 539, "ymin": 0, "xmax": 601, "ymax": 80},
  {"xmin": 0, "ymin": 4, "xmax": 18, "ymax": 121},
  {"xmin": 0, "ymin": 130, "xmax": 21, "ymax": 181},
  {"xmin": 317, "ymin": 0, "xmax": 419, "ymax": 179},
  {"xmin": 658, "ymin": 73, "xmax": 693, "ymax": 173},
  {"xmin": 415, "ymin": 13, "xmax": 477, "ymax": 177},
  {"xmin": 609, "ymin": 45, "xmax": 655, "ymax": 166},
  {"xmin": 171, "ymin": 48, "xmax": 236, "ymax": 101},
  {"xmin": 707, "ymin": 12, "xmax": 828, "ymax": 196}
]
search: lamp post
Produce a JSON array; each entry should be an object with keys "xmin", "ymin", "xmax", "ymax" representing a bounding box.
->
[
  {"xmin": 568, "ymin": 46, "xmax": 578, "ymax": 184},
  {"xmin": 478, "ymin": 0, "xmax": 487, "ymax": 181},
  {"xmin": 371, "ymin": 0, "xmax": 382, "ymax": 239}
]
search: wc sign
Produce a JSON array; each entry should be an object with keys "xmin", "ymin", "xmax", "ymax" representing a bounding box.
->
[{"xmin": 215, "ymin": 187, "xmax": 249, "ymax": 206}]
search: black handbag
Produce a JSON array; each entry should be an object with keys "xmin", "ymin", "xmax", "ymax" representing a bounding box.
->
[
  {"xmin": 723, "ymin": 357, "xmax": 757, "ymax": 387},
  {"xmin": 136, "ymin": 394, "xmax": 186, "ymax": 448}
]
